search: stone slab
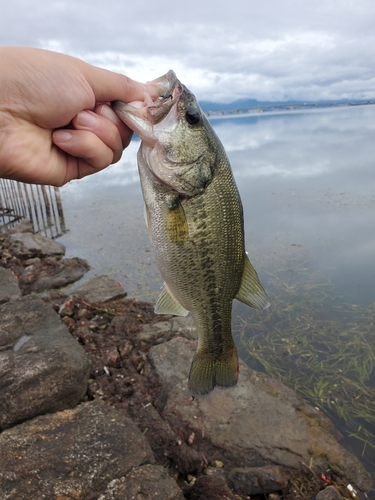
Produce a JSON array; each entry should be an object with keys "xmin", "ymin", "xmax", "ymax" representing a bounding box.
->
[{"xmin": 0, "ymin": 296, "xmax": 90, "ymax": 429}]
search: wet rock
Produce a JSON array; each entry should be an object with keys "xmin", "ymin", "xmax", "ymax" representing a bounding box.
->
[
  {"xmin": 6, "ymin": 231, "xmax": 65, "ymax": 259},
  {"xmin": 0, "ymin": 295, "xmax": 90, "ymax": 430},
  {"xmin": 19, "ymin": 256, "xmax": 90, "ymax": 293},
  {"xmin": 98, "ymin": 464, "xmax": 184, "ymax": 500},
  {"xmin": 227, "ymin": 466, "xmax": 289, "ymax": 495},
  {"xmin": 0, "ymin": 401, "xmax": 155, "ymax": 500},
  {"xmin": 0, "ymin": 267, "xmax": 21, "ymax": 303},
  {"xmin": 148, "ymin": 336, "xmax": 372, "ymax": 492},
  {"xmin": 73, "ymin": 274, "xmax": 127, "ymax": 303},
  {"xmin": 316, "ymin": 485, "xmax": 343, "ymax": 499}
]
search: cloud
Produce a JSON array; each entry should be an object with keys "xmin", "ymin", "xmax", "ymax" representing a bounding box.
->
[
  {"xmin": 2, "ymin": 0, "xmax": 375, "ymax": 101},
  {"xmin": 213, "ymin": 105, "xmax": 375, "ymax": 181}
]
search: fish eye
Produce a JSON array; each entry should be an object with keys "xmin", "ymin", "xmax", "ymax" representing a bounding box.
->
[{"xmin": 185, "ymin": 107, "xmax": 201, "ymax": 126}]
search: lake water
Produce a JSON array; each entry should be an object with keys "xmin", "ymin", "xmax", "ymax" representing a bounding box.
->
[{"xmin": 59, "ymin": 105, "xmax": 375, "ymax": 493}]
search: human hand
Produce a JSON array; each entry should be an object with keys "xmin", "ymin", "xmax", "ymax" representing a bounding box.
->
[{"xmin": 0, "ymin": 47, "xmax": 154, "ymax": 186}]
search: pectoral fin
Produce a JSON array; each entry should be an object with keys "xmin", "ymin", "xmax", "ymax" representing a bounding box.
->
[
  {"xmin": 163, "ymin": 195, "xmax": 189, "ymax": 244},
  {"xmin": 236, "ymin": 254, "xmax": 270, "ymax": 310},
  {"xmin": 155, "ymin": 283, "xmax": 189, "ymax": 316}
]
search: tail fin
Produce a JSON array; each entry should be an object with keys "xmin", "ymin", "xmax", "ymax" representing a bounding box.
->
[{"xmin": 188, "ymin": 347, "xmax": 239, "ymax": 397}]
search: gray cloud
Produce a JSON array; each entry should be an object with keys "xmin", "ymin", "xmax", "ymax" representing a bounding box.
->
[{"xmin": 2, "ymin": 0, "xmax": 375, "ymax": 101}]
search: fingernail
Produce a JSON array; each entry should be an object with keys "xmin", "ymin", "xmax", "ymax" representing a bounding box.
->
[
  {"xmin": 53, "ymin": 130, "xmax": 72, "ymax": 142},
  {"xmin": 99, "ymin": 104, "xmax": 118, "ymax": 124},
  {"xmin": 77, "ymin": 111, "xmax": 98, "ymax": 127}
]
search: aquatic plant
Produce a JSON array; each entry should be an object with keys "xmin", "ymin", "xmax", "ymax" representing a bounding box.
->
[{"xmin": 238, "ymin": 247, "xmax": 375, "ymax": 452}]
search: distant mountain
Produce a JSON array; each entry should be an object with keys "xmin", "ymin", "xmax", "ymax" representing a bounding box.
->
[
  {"xmin": 199, "ymin": 98, "xmax": 259, "ymax": 111},
  {"xmin": 198, "ymin": 97, "xmax": 367, "ymax": 113}
]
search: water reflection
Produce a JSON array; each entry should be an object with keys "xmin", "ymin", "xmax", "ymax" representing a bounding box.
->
[
  {"xmin": 0, "ymin": 180, "xmax": 66, "ymax": 238},
  {"xmin": 216, "ymin": 106, "xmax": 375, "ymax": 307},
  {"xmin": 215, "ymin": 107, "xmax": 375, "ymax": 183}
]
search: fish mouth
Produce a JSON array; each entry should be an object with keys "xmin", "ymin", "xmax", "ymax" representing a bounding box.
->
[{"xmin": 112, "ymin": 70, "xmax": 182, "ymax": 139}]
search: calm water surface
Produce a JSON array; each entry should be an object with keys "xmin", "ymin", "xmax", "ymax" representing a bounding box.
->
[{"xmin": 59, "ymin": 105, "xmax": 375, "ymax": 492}]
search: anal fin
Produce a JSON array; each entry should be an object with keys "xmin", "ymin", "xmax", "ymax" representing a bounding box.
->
[
  {"xmin": 155, "ymin": 283, "xmax": 189, "ymax": 316},
  {"xmin": 236, "ymin": 254, "xmax": 270, "ymax": 310}
]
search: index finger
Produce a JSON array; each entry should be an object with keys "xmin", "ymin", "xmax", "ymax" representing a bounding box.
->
[{"xmin": 79, "ymin": 61, "xmax": 155, "ymax": 104}]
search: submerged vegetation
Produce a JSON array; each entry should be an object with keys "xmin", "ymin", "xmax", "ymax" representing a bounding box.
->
[{"xmin": 238, "ymin": 243, "xmax": 375, "ymax": 452}]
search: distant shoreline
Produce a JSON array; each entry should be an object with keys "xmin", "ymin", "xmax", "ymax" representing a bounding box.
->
[{"xmin": 206, "ymin": 99, "xmax": 375, "ymax": 119}]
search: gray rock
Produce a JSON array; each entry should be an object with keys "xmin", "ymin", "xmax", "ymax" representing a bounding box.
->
[
  {"xmin": 137, "ymin": 320, "xmax": 172, "ymax": 344},
  {"xmin": 128, "ymin": 400, "xmax": 203, "ymax": 475},
  {"xmin": 227, "ymin": 466, "xmax": 289, "ymax": 495},
  {"xmin": 7, "ymin": 218, "xmax": 33, "ymax": 234},
  {"xmin": 148, "ymin": 337, "xmax": 371, "ymax": 492},
  {"xmin": 316, "ymin": 485, "xmax": 343, "ymax": 499},
  {"xmin": 0, "ymin": 401, "xmax": 155, "ymax": 500},
  {"xmin": 0, "ymin": 267, "xmax": 21, "ymax": 303},
  {"xmin": 73, "ymin": 274, "xmax": 126, "ymax": 303},
  {"xmin": 19, "ymin": 256, "xmax": 90, "ymax": 293},
  {"xmin": 137, "ymin": 316, "xmax": 197, "ymax": 349},
  {"xmin": 169, "ymin": 315, "xmax": 197, "ymax": 340},
  {"xmin": 6, "ymin": 231, "xmax": 65, "ymax": 258},
  {"xmin": 98, "ymin": 464, "xmax": 184, "ymax": 500},
  {"xmin": 0, "ymin": 296, "xmax": 90, "ymax": 430}
]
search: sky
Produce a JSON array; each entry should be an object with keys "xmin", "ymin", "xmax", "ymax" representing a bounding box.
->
[{"xmin": 2, "ymin": 0, "xmax": 375, "ymax": 102}]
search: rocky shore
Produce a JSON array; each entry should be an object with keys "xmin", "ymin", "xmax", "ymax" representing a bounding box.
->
[{"xmin": 0, "ymin": 220, "xmax": 372, "ymax": 500}]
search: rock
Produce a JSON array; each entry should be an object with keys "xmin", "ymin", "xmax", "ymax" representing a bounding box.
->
[
  {"xmin": 98, "ymin": 464, "xmax": 184, "ymax": 500},
  {"xmin": 19, "ymin": 256, "xmax": 90, "ymax": 293},
  {"xmin": 137, "ymin": 320, "xmax": 172, "ymax": 344},
  {"xmin": 0, "ymin": 295, "xmax": 90, "ymax": 430},
  {"xmin": 59, "ymin": 300, "xmax": 74, "ymax": 317},
  {"xmin": 7, "ymin": 218, "xmax": 33, "ymax": 234},
  {"xmin": 148, "ymin": 337, "xmax": 372, "ymax": 492},
  {"xmin": 316, "ymin": 485, "xmax": 343, "ymax": 499},
  {"xmin": 0, "ymin": 401, "xmax": 155, "ymax": 499},
  {"xmin": 169, "ymin": 315, "xmax": 197, "ymax": 340},
  {"xmin": 0, "ymin": 267, "xmax": 21, "ymax": 303},
  {"xmin": 24, "ymin": 257, "xmax": 41, "ymax": 266},
  {"xmin": 136, "ymin": 316, "xmax": 197, "ymax": 350},
  {"xmin": 126, "ymin": 401, "xmax": 203, "ymax": 475},
  {"xmin": 227, "ymin": 466, "xmax": 289, "ymax": 495},
  {"xmin": 8, "ymin": 218, "xmax": 34, "ymax": 233},
  {"xmin": 6, "ymin": 231, "xmax": 65, "ymax": 259},
  {"xmin": 73, "ymin": 274, "xmax": 127, "ymax": 303},
  {"xmin": 188, "ymin": 475, "xmax": 236, "ymax": 500}
]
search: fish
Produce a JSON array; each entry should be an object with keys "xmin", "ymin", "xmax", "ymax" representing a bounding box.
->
[{"xmin": 112, "ymin": 70, "xmax": 269, "ymax": 397}]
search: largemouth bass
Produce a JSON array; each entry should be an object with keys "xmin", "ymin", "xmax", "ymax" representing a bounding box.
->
[{"xmin": 113, "ymin": 71, "xmax": 269, "ymax": 397}]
